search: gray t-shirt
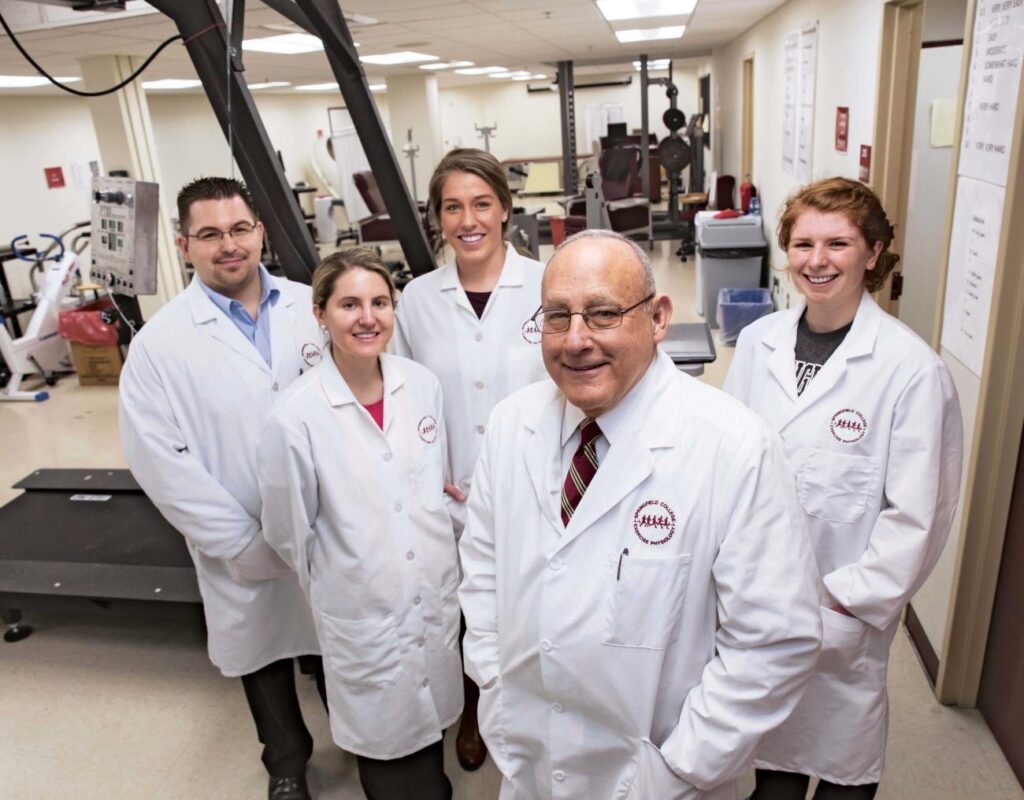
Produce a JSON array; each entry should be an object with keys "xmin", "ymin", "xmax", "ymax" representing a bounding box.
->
[{"xmin": 794, "ymin": 314, "xmax": 852, "ymax": 396}]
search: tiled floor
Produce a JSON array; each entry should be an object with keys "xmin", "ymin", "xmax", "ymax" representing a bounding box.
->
[{"xmin": 0, "ymin": 241, "xmax": 1020, "ymax": 799}]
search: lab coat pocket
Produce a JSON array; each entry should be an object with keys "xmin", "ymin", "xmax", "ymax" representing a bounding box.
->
[
  {"xmin": 625, "ymin": 739, "xmax": 699, "ymax": 800},
  {"xmin": 796, "ymin": 449, "xmax": 877, "ymax": 524},
  {"xmin": 320, "ymin": 611, "xmax": 405, "ymax": 687},
  {"xmin": 604, "ymin": 552, "xmax": 691, "ymax": 650},
  {"xmin": 414, "ymin": 449, "xmax": 445, "ymax": 512},
  {"xmin": 818, "ymin": 606, "xmax": 869, "ymax": 676},
  {"xmin": 506, "ymin": 345, "xmax": 546, "ymax": 392}
]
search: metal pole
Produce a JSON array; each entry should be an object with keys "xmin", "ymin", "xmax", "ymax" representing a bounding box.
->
[
  {"xmin": 147, "ymin": 0, "xmax": 318, "ymax": 283},
  {"xmin": 558, "ymin": 61, "xmax": 578, "ymax": 195},
  {"xmin": 287, "ymin": 0, "xmax": 436, "ymax": 276},
  {"xmin": 640, "ymin": 54, "xmax": 650, "ymax": 202}
]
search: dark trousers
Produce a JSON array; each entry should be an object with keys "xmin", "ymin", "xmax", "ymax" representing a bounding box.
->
[
  {"xmin": 356, "ymin": 737, "xmax": 452, "ymax": 800},
  {"xmin": 753, "ymin": 768, "xmax": 879, "ymax": 800},
  {"xmin": 241, "ymin": 656, "xmax": 327, "ymax": 779}
]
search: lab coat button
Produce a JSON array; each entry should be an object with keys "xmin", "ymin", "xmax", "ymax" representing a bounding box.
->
[
  {"xmin": 553, "ymin": 771, "xmax": 566, "ymax": 782},
  {"xmin": 395, "ymin": 502, "xmax": 403, "ymax": 513},
  {"xmin": 540, "ymin": 639, "xmax": 552, "ymax": 652},
  {"xmin": 417, "ymin": 637, "xmax": 425, "ymax": 647},
  {"xmin": 413, "ymin": 595, "xmax": 422, "ymax": 605},
  {"xmin": 476, "ymin": 424, "xmax": 485, "ymax": 434},
  {"xmin": 406, "ymin": 550, "xmax": 415, "ymax": 561},
  {"xmin": 549, "ymin": 558, "xmax": 563, "ymax": 570},
  {"xmin": 422, "ymin": 678, "xmax": 429, "ymax": 688},
  {"xmin": 474, "ymin": 380, "xmax": 484, "ymax": 389},
  {"xmin": 474, "ymin": 332, "xmax": 483, "ymax": 342},
  {"xmin": 272, "ymin": 382, "xmax": 279, "ymax": 391},
  {"xmin": 383, "ymin": 452, "xmax": 392, "ymax": 462},
  {"xmin": 552, "ymin": 702, "xmax": 564, "ymax": 713}
]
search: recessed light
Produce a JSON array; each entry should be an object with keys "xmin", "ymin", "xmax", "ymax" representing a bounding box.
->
[
  {"xmin": 454, "ymin": 66, "xmax": 507, "ymax": 75},
  {"xmin": 359, "ymin": 51, "xmax": 438, "ymax": 65},
  {"xmin": 419, "ymin": 61, "xmax": 474, "ymax": 71},
  {"xmin": 633, "ymin": 59, "xmax": 671, "ymax": 70},
  {"xmin": 513, "ymin": 73, "xmax": 549, "ymax": 81},
  {"xmin": 489, "ymin": 70, "xmax": 532, "ymax": 79},
  {"xmin": 369, "ymin": 84, "xmax": 386, "ymax": 92},
  {"xmin": 597, "ymin": 0, "xmax": 697, "ymax": 21},
  {"xmin": 295, "ymin": 82, "xmax": 339, "ymax": 92},
  {"xmin": 243, "ymin": 33, "xmax": 324, "ymax": 54},
  {"xmin": 0, "ymin": 75, "xmax": 80, "ymax": 88},
  {"xmin": 248, "ymin": 81, "xmax": 292, "ymax": 90},
  {"xmin": 142, "ymin": 79, "xmax": 202, "ymax": 90},
  {"xmin": 615, "ymin": 26, "xmax": 685, "ymax": 43}
]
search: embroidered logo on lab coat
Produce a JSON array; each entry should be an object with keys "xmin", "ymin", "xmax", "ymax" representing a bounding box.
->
[
  {"xmin": 830, "ymin": 408, "xmax": 868, "ymax": 443},
  {"xmin": 418, "ymin": 415, "xmax": 439, "ymax": 444},
  {"xmin": 632, "ymin": 499, "xmax": 676, "ymax": 545},
  {"xmin": 521, "ymin": 318, "xmax": 542, "ymax": 344},
  {"xmin": 301, "ymin": 342, "xmax": 322, "ymax": 366}
]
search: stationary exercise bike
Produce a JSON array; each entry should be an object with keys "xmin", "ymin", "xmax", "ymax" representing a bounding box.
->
[{"xmin": 0, "ymin": 234, "xmax": 80, "ymax": 402}]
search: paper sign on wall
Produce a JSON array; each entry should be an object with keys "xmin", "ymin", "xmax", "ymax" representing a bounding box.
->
[
  {"xmin": 782, "ymin": 32, "xmax": 799, "ymax": 175},
  {"xmin": 835, "ymin": 107, "xmax": 849, "ymax": 152},
  {"xmin": 941, "ymin": 176, "xmax": 1004, "ymax": 375},
  {"xmin": 958, "ymin": 0, "xmax": 1024, "ymax": 185},
  {"xmin": 44, "ymin": 166, "xmax": 65, "ymax": 189},
  {"xmin": 930, "ymin": 98, "xmax": 957, "ymax": 148},
  {"xmin": 796, "ymin": 23, "xmax": 819, "ymax": 183}
]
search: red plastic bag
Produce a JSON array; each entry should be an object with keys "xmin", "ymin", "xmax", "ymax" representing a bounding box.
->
[{"xmin": 59, "ymin": 299, "xmax": 120, "ymax": 346}]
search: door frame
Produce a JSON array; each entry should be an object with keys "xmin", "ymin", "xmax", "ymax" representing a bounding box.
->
[{"xmin": 741, "ymin": 55, "xmax": 755, "ymax": 181}]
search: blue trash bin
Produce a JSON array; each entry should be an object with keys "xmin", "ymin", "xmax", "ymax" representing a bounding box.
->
[{"xmin": 716, "ymin": 288, "xmax": 773, "ymax": 344}]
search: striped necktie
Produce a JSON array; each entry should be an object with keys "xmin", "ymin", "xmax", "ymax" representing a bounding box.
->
[{"xmin": 561, "ymin": 417, "xmax": 602, "ymax": 527}]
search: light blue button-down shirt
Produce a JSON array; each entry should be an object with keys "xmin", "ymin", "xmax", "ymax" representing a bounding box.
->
[{"xmin": 198, "ymin": 264, "xmax": 280, "ymax": 368}]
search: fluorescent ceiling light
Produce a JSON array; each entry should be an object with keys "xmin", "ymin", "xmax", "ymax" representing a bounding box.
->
[
  {"xmin": 243, "ymin": 33, "xmax": 323, "ymax": 54},
  {"xmin": 489, "ymin": 70, "xmax": 532, "ymax": 79},
  {"xmin": 419, "ymin": 61, "xmax": 474, "ymax": 71},
  {"xmin": 359, "ymin": 51, "xmax": 437, "ymax": 65},
  {"xmin": 454, "ymin": 66, "xmax": 507, "ymax": 75},
  {"xmin": 633, "ymin": 58, "xmax": 671, "ymax": 70},
  {"xmin": 0, "ymin": 75, "xmax": 80, "ymax": 88},
  {"xmin": 369, "ymin": 84, "xmax": 386, "ymax": 92},
  {"xmin": 142, "ymin": 79, "xmax": 202, "ymax": 90},
  {"xmin": 597, "ymin": 0, "xmax": 697, "ymax": 21},
  {"xmin": 295, "ymin": 82, "xmax": 339, "ymax": 92},
  {"xmin": 615, "ymin": 25, "xmax": 685, "ymax": 43},
  {"xmin": 248, "ymin": 81, "xmax": 291, "ymax": 90},
  {"xmin": 513, "ymin": 73, "xmax": 549, "ymax": 81}
]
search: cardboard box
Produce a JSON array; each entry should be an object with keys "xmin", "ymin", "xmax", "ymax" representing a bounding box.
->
[{"xmin": 68, "ymin": 342, "xmax": 123, "ymax": 386}]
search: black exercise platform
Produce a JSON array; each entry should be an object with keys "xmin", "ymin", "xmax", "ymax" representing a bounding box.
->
[{"xmin": 0, "ymin": 469, "xmax": 198, "ymax": 642}]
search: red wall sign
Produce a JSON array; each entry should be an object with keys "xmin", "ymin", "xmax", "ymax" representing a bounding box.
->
[
  {"xmin": 835, "ymin": 107, "xmax": 849, "ymax": 152},
  {"xmin": 859, "ymin": 145, "xmax": 872, "ymax": 183},
  {"xmin": 44, "ymin": 166, "xmax": 65, "ymax": 189}
]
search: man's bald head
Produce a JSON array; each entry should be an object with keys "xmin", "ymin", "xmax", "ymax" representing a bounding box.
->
[{"xmin": 544, "ymin": 229, "xmax": 656, "ymax": 298}]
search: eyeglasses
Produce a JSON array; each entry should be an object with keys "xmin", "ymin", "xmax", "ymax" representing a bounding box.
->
[
  {"xmin": 531, "ymin": 293, "xmax": 655, "ymax": 334},
  {"xmin": 186, "ymin": 221, "xmax": 259, "ymax": 245}
]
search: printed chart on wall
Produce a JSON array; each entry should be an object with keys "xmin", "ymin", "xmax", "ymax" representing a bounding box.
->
[
  {"xmin": 941, "ymin": 0, "xmax": 1024, "ymax": 376},
  {"xmin": 796, "ymin": 23, "xmax": 819, "ymax": 183},
  {"xmin": 782, "ymin": 32, "xmax": 799, "ymax": 175}
]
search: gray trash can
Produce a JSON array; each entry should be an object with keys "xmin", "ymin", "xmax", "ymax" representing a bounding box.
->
[{"xmin": 695, "ymin": 212, "xmax": 768, "ymax": 328}]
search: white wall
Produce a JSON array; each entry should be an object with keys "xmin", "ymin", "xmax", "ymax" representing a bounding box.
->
[
  {"xmin": 438, "ymin": 66, "xmax": 700, "ymax": 161},
  {"xmin": 710, "ymin": 0, "xmax": 886, "ymax": 305},
  {"xmin": 0, "ymin": 95, "xmax": 101, "ymax": 299}
]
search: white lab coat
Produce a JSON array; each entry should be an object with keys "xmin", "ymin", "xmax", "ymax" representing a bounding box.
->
[
  {"xmin": 393, "ymin": 243, "xmax": 546, "ymax": 533},
  {"xmin": 723, "ymin": 291, "xmax": 963, "ymax": 784},
  {"xmin": 459, "ymin": 350, "xmax": 822, "ymax": 800},
  {"xmin": 257, "ymin": 352, "xmax": 463, "ymax": 759},
  {"xmin": 119, "ymin": 276, "xmax": 323, "ymax": 677}
]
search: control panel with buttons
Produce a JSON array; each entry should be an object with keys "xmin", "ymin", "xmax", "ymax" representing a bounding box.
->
[{"xmin": 90, "ymin": 176, "xmax": 159, "ymax": 296}]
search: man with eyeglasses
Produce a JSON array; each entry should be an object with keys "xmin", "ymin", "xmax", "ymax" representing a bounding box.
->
[
  {"xmin": 119, "ymin": 177, "xmax": 325, "ymax": 800},
  {"xmin": 458, "ymin": 229, "xmax": 822, "ymax": 800}
]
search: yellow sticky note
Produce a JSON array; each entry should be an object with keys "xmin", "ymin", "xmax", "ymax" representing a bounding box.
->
[{"xmin": 930, "ymin": 98, "xmax": 956, "ymax": 148}]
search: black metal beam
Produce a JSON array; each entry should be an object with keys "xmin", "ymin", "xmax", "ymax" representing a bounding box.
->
[
  {"xmin": 269, "ymin": 0, "xmax": 436, "ymax": 276},
  {"xmin": 147, "ymin": 0, "xmax": 318, "ymax": 284},
  {"xmin": 558, "ymin": 61, "xmax": 578, "ymax": 196}
]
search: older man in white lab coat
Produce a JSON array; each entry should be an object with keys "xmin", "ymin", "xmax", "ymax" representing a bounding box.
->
[
  {"xmin": 119, "ymin": 177, "xmax": 324, "ymax": 800},
  {"xmin": 458, "ymin": 229, "xmax": 823, "ymax": 800}
]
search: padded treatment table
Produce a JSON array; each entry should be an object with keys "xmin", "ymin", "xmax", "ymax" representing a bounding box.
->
[
  {"xmin": 0, "ymin": 469, "xmax": 198, "ymax": 642},
  {"xmin": 664, "ymin": 322, "xmax": 717, "ymax": 377}
]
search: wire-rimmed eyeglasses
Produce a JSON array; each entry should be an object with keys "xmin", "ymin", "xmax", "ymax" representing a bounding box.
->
[
  {"xmin": 530, "ymin": 293, "xmax": 655, "ymax": 334},
  {"xmin": 186, "ymin": 221, "xmax": 260, "ymax": 245}
]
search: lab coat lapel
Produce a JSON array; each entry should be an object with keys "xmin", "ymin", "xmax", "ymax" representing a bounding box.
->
[
  {"xmin": 522, "ymin": 385, "xmax": 565, "ymax": 535},
  {"xmin": 268, "ymin": 280, "xmax": 299, "ymax": 384},
  {"xmin": 440, "ymin": 261, "xmax": 477, "ymax": 317},
  {"xmin": 762, "ymin": 303, "xmax": 802, "ymax": 407},
  {"xmin": 781, "ymin": 291, "xmax": 881, "ymax": 428},
  {"xmin": 379, "ymin": 354, "xmax": 406, "ymax": 436},
  {"xmin": 559, "ymin": 355, "xmax": 678, "ymax": 551},
  {"xmin": 185, "ymin": 279, "xmax": 267, "ymax": 372}
]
